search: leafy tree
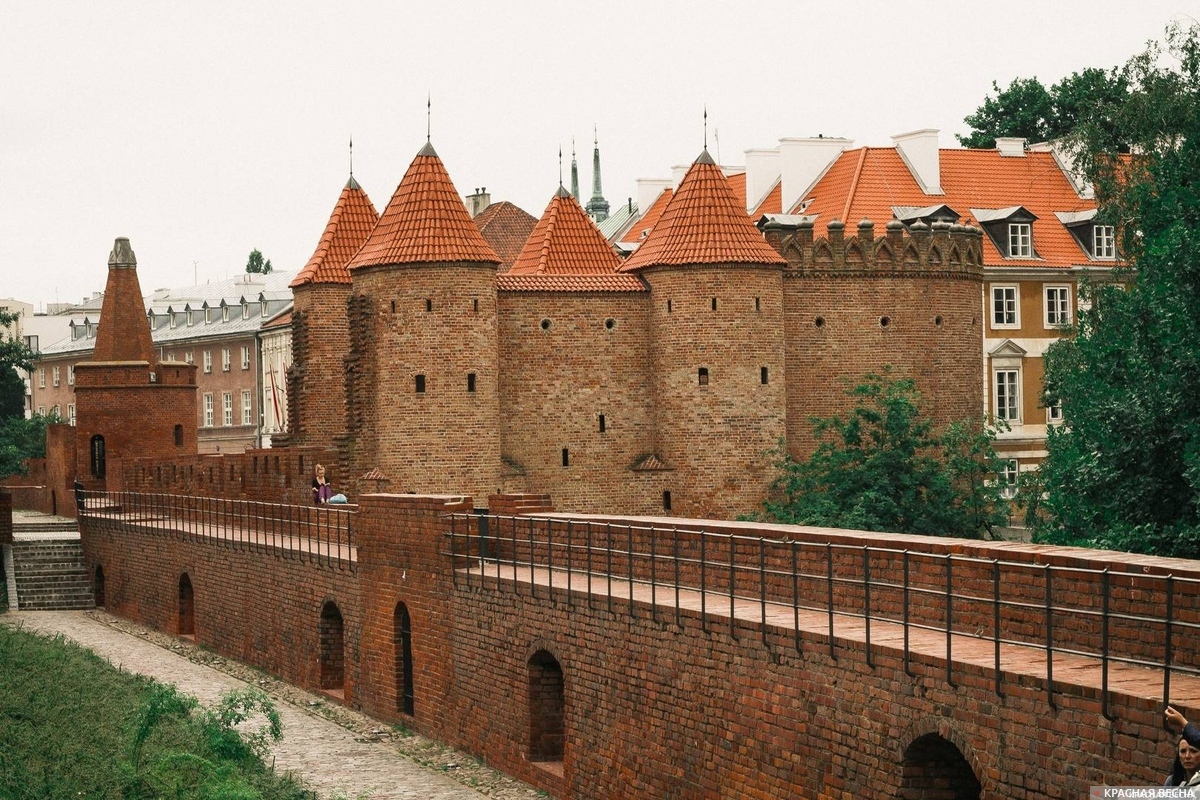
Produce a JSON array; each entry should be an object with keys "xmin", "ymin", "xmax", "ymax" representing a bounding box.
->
[
  {"xmin": 1036, "ymin": 22, "xmax": 1200, "ymax": 557},
  {"xmin": 0, "ymin": 309, "xmax": 35, "ymax": 376},
  {"xmin": 244, "ymin": 249, "xmax": 273, "ymax": 275},
  {"xmin": 957, "ymin": 68, "xmax": 1130, "ymax": 150},
  {"xmin": 0, "ymin": 366, "xmax": 25, "ymax": 419},
  {"xmin": 755, "ymin": 373, "xmax": 1008, "ymax": 538}
]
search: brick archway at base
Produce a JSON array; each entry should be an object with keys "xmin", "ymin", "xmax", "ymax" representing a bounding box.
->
[{"xmin": 899, "ymin": 717, "xmax": 985, "ymax": 800}]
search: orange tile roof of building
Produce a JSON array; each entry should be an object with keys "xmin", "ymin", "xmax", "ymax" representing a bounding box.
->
[
  {"xmin": 291, "ymin": 177, "xmax": 380, "ymax": 287},
  {"xmin": 473, "ymin": 201, "xmax": 537, "ymax": 271},
  {"xmin": 725, "ymin": 171, "xmax": 747, "ymax": 209},
  {"xmin": 620, "ymin": 187, "xmax": 672, "ymax": 244},
  {"xmin": 349, "ymin": 142, "xmax": 499, "ymax": 270},
  {"xmin": 801, "ymin": 146, "xmax": 1100, "ymax": 267},
  {"xmin": 750, "ymin": 182, "xmax": 783, "ymax": 218},
  {"xmin": 496, "ymin": 273, "xmax": 647, "ymax": 292},
  {"xmin": 262, "ymin": 309, "xmax": 292, "ymax": 330},
  {"xmin": 619, "ymin": 151, "xmax": 787, "ymax": 272},
  {"xmin": 509, "ymin": 188, "xmax": 622, "ymax": 276}
]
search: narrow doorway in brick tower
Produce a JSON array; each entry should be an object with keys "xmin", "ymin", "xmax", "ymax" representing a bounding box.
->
[
  {"xmin": 320, "ymin": 601, "xmax": 345, "ymax": 698},
  {"xmin": 93, "ymin": 564, "xmax": 105, "ymax": 608},
  {"xmin": 394, "ymin": 602, "xmax": 414, "ymax": 716},
  {"xmin": 178, "ymin": 573, "xmax": 195, "ymax": 639},
  {"xmin": 528, "ymin": 649, "xmax": 564, "ymax": 772},
  {"xmin": 901, "ymin": 733, "xmax": 981, "ymax": 799}
]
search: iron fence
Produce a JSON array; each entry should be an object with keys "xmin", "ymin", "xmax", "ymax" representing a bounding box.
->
[
  {"xmin": 446, "ymin": 513, "xmax": 1200, "ymax": 715},
  {"xmin": 81, "ymin": 490, "xmax": 355, "ymax": 571}
]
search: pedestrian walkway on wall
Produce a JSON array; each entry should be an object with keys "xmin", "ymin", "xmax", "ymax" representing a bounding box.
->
[{"xmin": 1, "ymin": 611, "xmax": 542, "ymax": 800}]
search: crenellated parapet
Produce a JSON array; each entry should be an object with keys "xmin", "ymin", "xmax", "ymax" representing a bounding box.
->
[{"xmin": 759, "ymin": 217, "xmax": 984, "ymax": 279}]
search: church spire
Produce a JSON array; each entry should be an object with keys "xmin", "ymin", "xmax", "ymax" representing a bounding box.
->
[
  {"xmin": 586, "ymin": 125, "xmax": 610, "ymax": 223},
  {"xmin": 570, "ymin": 138, "xmax": 580, "ymax": 202}
]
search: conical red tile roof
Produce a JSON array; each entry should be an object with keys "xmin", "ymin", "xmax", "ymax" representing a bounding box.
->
[
  {"xmin": 509, "ymin": 187, "xmax": 621, "ymax": 275},
  {"xmin": 473, "ymin": 201, "xmax": 537, "ymax": 271},
  {"xmin": 290, "ymin": 177, "xmax": 379, "ymax": 287},
  {"xmin": 93, "ymin": 238, "xmax": 156, "ymax": 363},
  {"xmin": 348, "ymin": 142, "xmax": 499, "ymax": 270},
  {"xmin": 619, "ymin": 150, "xmax": 786, "ymax": 272}
]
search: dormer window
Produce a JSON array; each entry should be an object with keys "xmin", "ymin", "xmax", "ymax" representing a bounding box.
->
[
  {"xmin": 204, "ymin": 307, "xmax": 212, "ymax": 324},
  {"xmin": 1094, "ymin": 225, "xmax": 1116, "ymax": 259},
  {"xmin": 169, "ymin": 312, "xmax": 177, "ymax": 329},
  {"xmin": 187, "ymin": 309, "xmax": 195, "ymax": 326},
  {"xmin": 242, "ymin": 302, "xmax": 250, "ymax": 320},
  {"xmin": 1056, "ymin": 211, "xmax": 1117, "ymax": 261},
  {"xmin": 891, "ymin": 204, "xmax": 961, "ymax": 227},
  {"xmin": 70, "ymin": 323, "xmax": 80, "ymax": 341},
  {"xmin": 222, "ymin": 305, "xmax": 230, "ymax": 322},
  {"xmin": 261, "ymin": 302, "xmax": 268, "ymax": 318},
  {"xmin": 973, "ymin": 206, "xmax": 1038, "ymax": 260}
]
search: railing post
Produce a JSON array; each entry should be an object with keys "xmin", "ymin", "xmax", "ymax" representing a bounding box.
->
[
  {"xmin": 1164, "ymin": 574, "xmax": 1175, "ymax": 709},
  {"xmin": 945, "ymin": 554, "xmax": 954, "ymax": 688},
  {"xmin": 627, "ymin": 524, "xmax": 634, "ymax": 609},
  {"xmin": 450, "ymin": 513, "xmax": 459, "ymax": 589},
  {"xmin": 700, "ymin": 532, "xmax": 707, "ymax": 633},
  {"xmin": 529, "ymin": 517, "xmax": 537, "ymax": 602},
  {"xmin": 759, "ymin": 537, "xmax": 767, "ymax": 646},
  {"xmin": 566, "ymin": 520, "xmax": 573, "ymax": 606},
  {"xmin": 863, "ymin": 546, "xmax": 872, "ymax": 668},
  {"xmin": 792, "ymin": 542, "xmax": 800, "ymax": 653},
  {"xmin": 1045, "ymin": 564, "xmax": 1055, "ymax": 709},
  {"xmin": 605, "ymin": 523, "xmax": 612, "ymax": 615},
  {"xmin": 546, "ymin": 518, "xmax": 554, "ymax": 596},
  {"xmin": 513, "ymin": 515, "xmax": 520, "ymax": 591},
  {"xmin": 826, "ymin": 542, "xmax": 835, "ymax": 660},
  {"xmin": 993, "ymin": 559, "xmax": 1003, "ymax": 698},
  {"xmin": 729, "ymin": 534, "xmax": 736, "ymax": 640},
  {"xmin": 903, "ymin": 550, "xmax": 911, "ymax": 676},
  {"xmin": 1101, "ymin": 568, "xmax": 1111, "ymax": 719},
  {"xmin": 586, "ymin": 521, "xmax": 593, "ymax": 609},
  {"xmin": 650, "ymin": 525, "xmax": 657, "ymax": 623},
  {"xmin": 673, "ymin": 528, "xmax": 681, "ymax": 628}
]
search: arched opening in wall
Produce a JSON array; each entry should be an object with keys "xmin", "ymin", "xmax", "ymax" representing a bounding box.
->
[
  {"xmin": 178, "ymin": 573, "xmax": 195, "ymax": 639},
  {"xmin": 89, "ymin": 435, "xmax": 106, "ymax": 479},
  {"xmin": 528, "ymin": 649, "xmax": 565, "ymax": 765},
  {"xmin": 901, "ymin": 733, "xmax": 981, "ymax": 800},
  {"xmin": 394, "ymin": 602, "xmax": 414, "ymax": 716},
  {"xmin": 319, "ymin": 600, "xmax": 345, "ymax": 696},
  {"xmin": 93, "ymin": 564, "xmax": 105, "ymax": 608}
]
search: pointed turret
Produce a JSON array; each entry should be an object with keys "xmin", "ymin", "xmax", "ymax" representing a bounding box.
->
[
  {"xmin": 509, "ymin": 186, "xmax": 621, "ymax": 275},
  {"xmin": 290, "ymin": 177, "xmax": 379, "ymax": 287},
  {"xmin": 620, "ymin": 150, "xmax": 786, "ymax": 272},
  {"xmin": 348, "ymin": 142, "xmax": 499, "ymax": 271},
  {"xmin": 570, "ymin": 140, "xmax": 581, "ymax": 202},
  {"xmin": 91, "ymin": 238, "xmax": 155, "ymax": 364},
  {"xmin": 586, "ymin": 128, "xmax": 610, "ymax": 223}
]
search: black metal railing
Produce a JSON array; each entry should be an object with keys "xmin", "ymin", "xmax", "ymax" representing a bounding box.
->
[
  {"xmin": 81, "ymin": 490, "xmax": 355, "ymax": 571},
  {"xmin": 446, "ymin": 513, "xmax": 1200, "ymax": 715}
]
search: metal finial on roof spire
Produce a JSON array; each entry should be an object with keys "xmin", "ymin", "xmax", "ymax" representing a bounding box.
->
[
  {"xmin": 349, "ymin": 136, "xmax": 354, "ymax": 178},
  {"xmin": 558, "ymin": 145, "xmax": 563, "ymax": 187},
  {"xmin": 570, "ymin": 138, "xmax": 580, "ymax": 200},
  {"xmin": 703, "ymin": 105, "xmax": 708, "ymax": 151},
  {"xmin": 426, "ymin": 93, "xmax": 431, "ymax": 142}
]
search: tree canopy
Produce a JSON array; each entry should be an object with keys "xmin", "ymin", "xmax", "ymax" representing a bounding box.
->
[
  {"xmin": 754, "ymin": 373, "xmax": 1009, "ymax": 538},
  {"xmin": 1035, "ymin": 22, "xmax": 1200, "ymax": 557},
  {"xmin": 958, "ymin": 68, "xmax": 1130, "ymax": 150},
  {"xmin": 244, "ymin": 249, "xmax": 273, "ymax": 275}
]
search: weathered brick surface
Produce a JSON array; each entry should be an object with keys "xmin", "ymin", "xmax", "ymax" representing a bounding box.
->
[{"xmin": 289, "ymin": 284, "xmax": 352, "ymax": 449}]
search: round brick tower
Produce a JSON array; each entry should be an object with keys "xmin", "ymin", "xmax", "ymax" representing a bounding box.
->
[
  {"xmin": 619, "ymin": 150, "xmax": 789, "ymax": 519},
  {"xmin": 345, "ymin": 141, "xmax": 501, "ymax": 503},
  {"xmin": 287, "ymin": 175, "xmax": 378, "ymax": 449}
]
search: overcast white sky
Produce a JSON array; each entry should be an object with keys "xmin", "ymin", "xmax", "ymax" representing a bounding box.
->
[{"xmin": 2, "ymin": 1, "xmax": 1194, "ymax": 310}]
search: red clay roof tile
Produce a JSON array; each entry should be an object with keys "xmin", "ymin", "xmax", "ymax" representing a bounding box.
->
[
  {"xmin": 291, "ymin": 177, "xmax": 380, "ymax": 287},
  {"xmin": 473, "ymin": 201, "xmax": 537, "ymax": 271},
  {"xmin": 496, "ymin": 274, "xmax": 647, "ymax": 292},
  {"xmin": 620, "ymin": 188, "xmax": 672, "ymax": 244},
  {"xmin": 349, "ymin": 142, "xmax": 499, "ymax": 270},
  {"xmin": 509, "ymin": 189, "xmax": 622, "ymax": 276},
  {"xmin": 619, "ymin": 151, "xmax": 786, "ymax": 272}
]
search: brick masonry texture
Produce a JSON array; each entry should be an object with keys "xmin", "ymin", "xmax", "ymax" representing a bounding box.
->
[{"xmin": 80, "ymin": 493, "xmax": 1200, "ymax": 799}]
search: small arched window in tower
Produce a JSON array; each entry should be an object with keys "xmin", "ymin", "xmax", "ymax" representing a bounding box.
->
[
  {"xmin": 90, "ymin": 434, "xmax": 106, "ymax": 479},
  {"xmin": 540, "ymin": 318, "xmax": 551, "ymax": 331},
  {"xmin": 467, "ymin": 373, "xmax": 476, "ymax": 392},
  {"xmin": 698, "ymin": 367, "xmax": 709, "ymax": 386},
  {"xmin": 711, "ymin": 297, "xmax": 718, "ymax": 311},
  {"xmin": 667, "ymin": 299, "xmax": 673, "ymax": 313},
  {"xmin": 598, "ymin": 414, "xmax": 606, "ymax": 433},
  {"xmin": 415, "ymin": 375, "xmax": 426, "ymax": 394},
  {"xmin": 755, "ymin": 296, "xmax": 761, "ymax": 312},
  {"xmin": 426, "ymin": 298, "xmax": 433, "ymax": 312},
  {"xmin": 880, "ymin": 316, "xmax": 891, "ymax": 328},
  {"xmin": 473, "ymin": 298, "xmax": 479, "ymax": 313},
  {"xmin": 394, "ymin": 602, "xmax": 415, "ymax": 716},
  {"xmin": 174, "ymin": 424, "xmax": 184, "ymax": 446},
  {"xmin": 562, "ymin": 448, "xmax": 569, "ymax": 467},
  {"xmin": 935, "ymin": 315, "xmax": 944, "ymax": 327},
  {"xmin": 391, "ymin": 300, "xmax": 396, "ymax": 313},
  {"xmin": 604, "ymin": 318, "xmax": 615, "ymax": 330},
  {"xmin": 663, "ymin": 491, "xmax": 672, "ymax": 511},
  {"xmin": 527, "ymin": 650, "xmax": 565, "ymax": 764},
  {"xmin": 761, "ymin": 367, "xmax": 769, "ymax": 385}
]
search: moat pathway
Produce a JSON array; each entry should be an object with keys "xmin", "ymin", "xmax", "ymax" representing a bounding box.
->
[{"xmin": 1, "ymin": 610, "xmax": 543, "ymax": 800}]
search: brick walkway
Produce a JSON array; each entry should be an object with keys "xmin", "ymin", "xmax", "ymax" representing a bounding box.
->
[{"xmin": 1, "ymin": 610, "xmax": 541, "ymax": 800}]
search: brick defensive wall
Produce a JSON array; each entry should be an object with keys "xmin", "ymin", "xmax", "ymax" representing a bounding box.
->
[{"xmin": 79, "ymin": 490, "xmax": 1200, "ymax": 798}]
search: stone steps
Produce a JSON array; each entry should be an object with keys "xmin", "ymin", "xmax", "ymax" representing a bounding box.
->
[{"xmin": 9, "ymin": 539, "xmax": 94, "ymax": 611}]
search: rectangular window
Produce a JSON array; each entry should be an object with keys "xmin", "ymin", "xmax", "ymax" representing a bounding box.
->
[
  {"xmin": 467, "ymin": 373, "xmax": 476, "ymax": 392},
  {"xmin": 994, "ymin": 370, "xmax": 1020, "ymax": 422},
  {"xmin": 1044, "ymin": 285, "xmax": 1071, "ymax": 327},
  {"xmin": 991, "ymin": 286, "xmax": 1018, "ymax": 328},
  {"xmin": 203, "ymin": 351, "xmax": 212, "ymax": 374},
  {"xmin": 1047, "ymin": 400, "xmax": 1063, "ymax": 423},
  {"xmin": 1094, "ymin": 225, "xmax": 1116, "ymax": 259},
  {"xmin": 68, "ymin": 404, "xmax": 76, "ymax": 426},
  {"xmin": 203, "ymin": 393, "xmax": 214, "ymax": 427},
  {"xmin": 37, "ymin": 405, "xmax": 45, "ymax": 416},
  {"xmin": 1001, "ymin": 459, "xmax": 1019, "ymax": 499},
  {"xmin": 51, "ymin": 404, "xmax": 60, "ymax": 418},
  {"xmin": 242, "ymin": 390, "xmax": 253, "ymax": 425},
  {"xmin": 222, "ymin": 348, "xmax": 231, "ymax": 371},
  {"xmin": 68, "ymin": 365, "xmax": 75, "ymax": 386},
  {"xmin": 241, "ymin": 346, "xmax": 250, "ymax": 370},
  {"xmin": 1008, "ymin": 222, "xmax": 1032, "ymax": 258},
  {"xmin": 52, "ymin": 366, "xmax": 60, "ymax": 387},
  {"xmin": 223, "ymin": 392, "xmax": 233, "ymax": 426},
  {"xmin": 415, "ymin": 374, "xmax": 426, "ymax": 393},
  {"xmin": 38, "ymin": 368, "xmax": 45, "ymax": 388}
]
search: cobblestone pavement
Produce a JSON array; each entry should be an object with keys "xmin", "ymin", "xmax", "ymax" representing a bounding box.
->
[{"xmin": 2, "ymin": 610, "xmax": 544, "ymax": 800}]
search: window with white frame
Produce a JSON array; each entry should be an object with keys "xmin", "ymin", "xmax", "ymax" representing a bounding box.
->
[
  {"xmin": 1094, "ymin": 225, "xmax": 1116, "ymax": 259},
  {"xmin": 203, "ymin": 351, "xmax": 212, "ymax": 373},
  {"xmin": 67, "ymin": 365, "xmax": 74, "ymax": 386},
  {"xmin": 222, "ymin": 348, "xmax": 230, "ymax": 371},
  {"xmin": 203, "ymin": 393, "xmax": 214, "ymax": 427},
  {"xmin": 242, "ymin": 302, "xmax": 250, "ymax": 320},
  {"xmin": 1008, "ymin": 223, "xmax": 1032, "ymax": 258},
  {"xmin": 37, "ymin": 405, "xmax": 45, "ymax": 416},
  {"xmin": 241, "ymin": 346, "xmax": 250, "ymax": 370},
  {"xmin": 223, "ymin": 392, "xmax": 233, "ymax": 426},
  {"xmin": 204, "ymin": 307, "xmax": 212, "ymax": 324},
  {"xmin": 1001, "ymin": 459, "xmax": 1019, "ymax": 499},
  {"xmin": 185, "ymin": 352, "xmax": 194, "ymax": 364},
  {"xmin": 242, "ymin": 390, "xmax": 253, "ymax": 425},
  {"xmin": 38, "ymin": 368, "xmax": 45, "ymax": 388},
  {"xmin": 1047, "ymin": 399, "xmax": 1064, "ymax": 423},
  {"xmin": 51, "ymin": 404, "xmax": 60, "ymax": 418},
  {"xmin": 991, "ymin": 286, "xmax": 1019, "ymax": 328},
  {"xmin": 994, "ymin": 369, "xmax": 1020, "ymax": 422},
  {"xmin": 222, "ymin": 305, "xmax": 230, "ymax": 322},
  {"xmin": 52, "ymin": 366, "xmax": 60, "ymax": 387},
  {"xmin": 67, "ymin": 404, "xmax": 76, "ymax": 426},
  {"xmin": 1044, "ymin": 285, "xmax": 1071, "ymax": 327}
]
